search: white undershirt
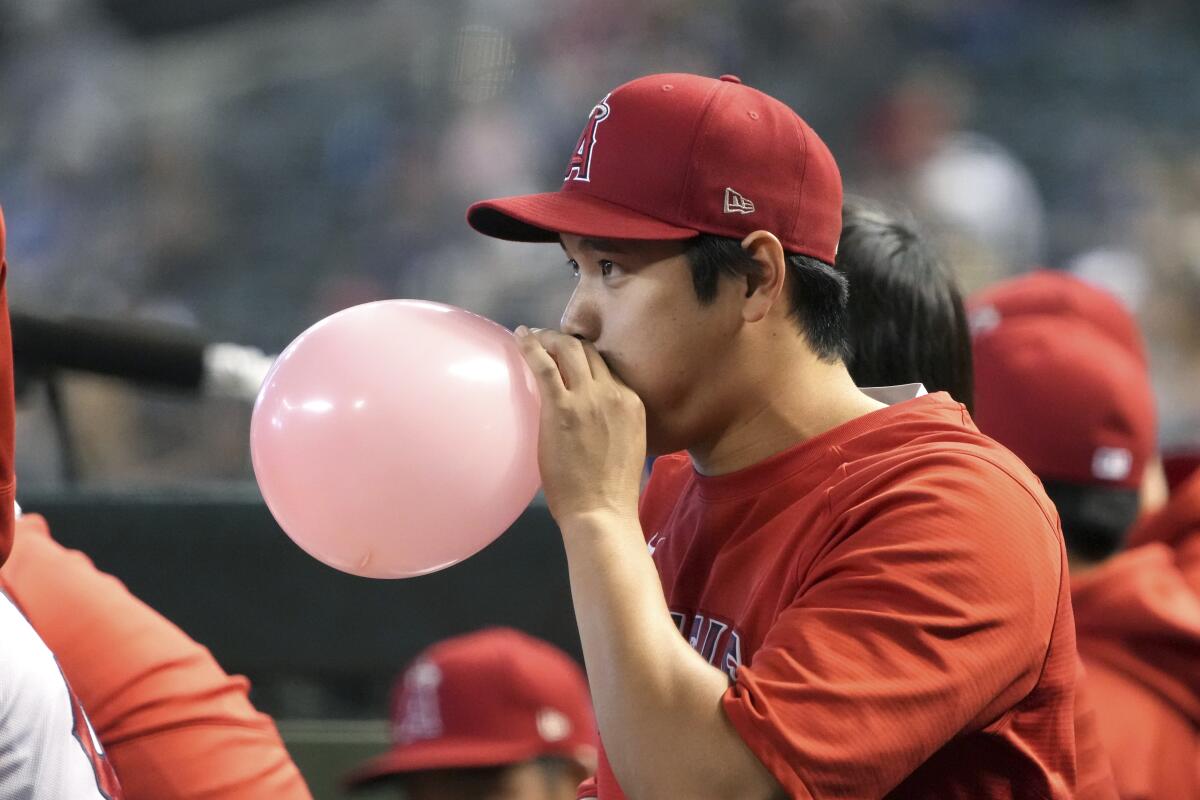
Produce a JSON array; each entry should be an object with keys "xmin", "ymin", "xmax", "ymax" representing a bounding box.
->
[{"xmin": 0, "ymin": 591, "xmax": 117, "ymax": 799}]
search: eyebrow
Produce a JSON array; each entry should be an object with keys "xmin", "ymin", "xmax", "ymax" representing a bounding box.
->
[{"xmin": 560, "ymin": 237, "xmax": 629, "ymax": 255}]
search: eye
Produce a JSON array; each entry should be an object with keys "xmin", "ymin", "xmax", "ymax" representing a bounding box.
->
[
  {"xmin": 568, "ymin": 259, "xmax": 580, "ymax": 278},
  {"xmin": 599, "ymin": 259, "xmax": 614, "ymax": 277}
]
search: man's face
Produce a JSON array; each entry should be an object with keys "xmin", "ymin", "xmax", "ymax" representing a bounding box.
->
[
  {"xmin": 395, "ymin": 760, "xmax": 580, "ymax": 800},
  {"xmin": 558, "ymin": 234, "xmax": 746, "ymax": 456}
]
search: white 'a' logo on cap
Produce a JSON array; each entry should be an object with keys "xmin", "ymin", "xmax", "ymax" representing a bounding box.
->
[
  {"xmin": 724, "ymin": 187, "xmax": 756, "ymax": 214},
  {"xmin": 395, "ymin": 660, "xmax": 443, "ymax": 744},
  {"xmin": 565, "ymin": 94, "xmax": 612, "ymax": 183}
]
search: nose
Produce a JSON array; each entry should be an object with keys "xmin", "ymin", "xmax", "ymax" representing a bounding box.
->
[{"xmin": 560, "ymin": 283, "xmax": 599, "ymax": 343}]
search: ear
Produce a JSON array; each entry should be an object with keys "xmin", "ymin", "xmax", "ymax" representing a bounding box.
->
[{"xmin": 739, "ymin": 230, "xmax": 787, "ymax": 324}]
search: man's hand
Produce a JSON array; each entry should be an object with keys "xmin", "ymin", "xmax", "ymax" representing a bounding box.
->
[{"xmin": 514, "ymin": 327, "xmax": 645, "ymax": 525}]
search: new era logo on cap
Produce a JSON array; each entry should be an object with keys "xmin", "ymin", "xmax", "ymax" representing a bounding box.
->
[
  {"xmin": 723, "ymin": 187, "xmax": 755, "ymax": 214},
  {"xmin": 536, "ymin": 708, "xmax": 572, "ymax": 743}
]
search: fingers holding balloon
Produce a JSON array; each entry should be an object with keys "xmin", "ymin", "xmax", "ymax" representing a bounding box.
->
[
  {"xmin": 514, "ymin": 325, "xmax": 645, "ymax": 524},
  {"xmin": 515, "ymin": 326, "xmax": 592, "ymax": 391},
  {"xmin": 513, "ymin": 325, "xmax": 568, "ymax": 399}
]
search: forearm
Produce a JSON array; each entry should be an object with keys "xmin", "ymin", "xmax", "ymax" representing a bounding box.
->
[{"xmin": 560, "ymin": 510, "xmax": 780, "ymax": 800}]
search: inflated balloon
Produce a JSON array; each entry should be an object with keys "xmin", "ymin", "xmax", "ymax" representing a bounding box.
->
[{"xmin": 250, "ymin": 300, "xmax": 541, "ymax": 578}]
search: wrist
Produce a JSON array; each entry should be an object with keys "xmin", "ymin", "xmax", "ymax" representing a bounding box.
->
[{"xmin": 557, "ymin": 506, "xmax": 641, "ymax": 537}]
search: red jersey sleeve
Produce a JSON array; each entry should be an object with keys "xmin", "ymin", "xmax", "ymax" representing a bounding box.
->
[
  {"xmin": 721, "ymin": 451, "xmax": 1066, "ymax": 798},
  {"xmin": 0, "ymin": 515, "xmax": 313, "ymax": 799}
]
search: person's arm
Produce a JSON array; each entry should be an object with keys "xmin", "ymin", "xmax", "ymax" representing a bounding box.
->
[
  {"xmin": 515, "ymin": 328, "xmax": 782, "ymax": 800},
  {"xmin": 0, "ymin": 516, "xmax": 313, "ymax": 799}
]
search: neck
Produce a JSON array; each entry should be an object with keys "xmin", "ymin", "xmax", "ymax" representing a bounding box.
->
[{"xmin": 687, "ymin": 350, "xmax": 887, "ymax": 476}]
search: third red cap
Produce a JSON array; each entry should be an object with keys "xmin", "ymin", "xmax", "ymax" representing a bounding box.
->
[
  {"xmin": 968, "ymin": 269, "xmax": 1148, "ymax": 365},
  {"xmin": 969, "ymin": 274, "xmax": 1156, "ymax": 490},
  {"xmin": 467, "ymin": 73, "xmax": 843, "ymax": 264}
]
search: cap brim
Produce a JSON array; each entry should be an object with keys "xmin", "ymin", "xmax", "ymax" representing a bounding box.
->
[
  {"xmin": 467, "ymin": 191, "xmax": 699, "ymax": 243},
  {"xmin": 343, "ymin": 737, "xmax": 544, "ymax": 789}
]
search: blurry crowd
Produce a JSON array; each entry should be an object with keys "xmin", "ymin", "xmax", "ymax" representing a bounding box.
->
[{"xmin": 1, "ymin": 0, "xmax": 1199, "ymax": 488}]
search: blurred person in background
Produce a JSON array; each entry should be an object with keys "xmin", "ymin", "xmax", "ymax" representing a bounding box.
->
[
  {"xmin": 858, "ymin": 61, "xmax": 1046, "ymax": 295},
  {"xmin": 970, "ymin": 271, "xmax": 1200, "ymax": 800},
  {"xmin": 835, "ymin": 197, "xmax": 973, "ymax": 410},
  {"xmin": 0, "ymin": 205, "xmax": 312, "ymax": 799},
  {"xmin": 343, "ymin": 627, "xmax": 596, "ymax": 800}
]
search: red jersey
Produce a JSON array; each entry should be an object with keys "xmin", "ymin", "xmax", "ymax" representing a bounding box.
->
[
  {"xmin": 586, "ymin": 393, "xmax": 1104, "ymax": 799},
  {"xmin": 0, "ymin": 515, "xmax": 313, "ymax": 799},
  {"xmin": 1073, "ymin": 541, "xmax": 1200, "ymax": 798}
]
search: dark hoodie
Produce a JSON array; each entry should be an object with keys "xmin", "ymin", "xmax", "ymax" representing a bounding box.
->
[
  {"xmin": 1072, "ymin": 492, "xmax": 1200, "ymax": 800},
  {"xmin": 0, "ymin": 207, "xmax": 16, "ymax": 568}
]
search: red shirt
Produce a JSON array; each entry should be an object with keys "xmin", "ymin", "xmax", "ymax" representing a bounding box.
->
[
  {"xmin": 586, "ymin": 393, "xmax": 1104, "ymax": 799},
  {"xmin": 1073, "ymin": 541, "xmax": 1200, "ymax": 800}
]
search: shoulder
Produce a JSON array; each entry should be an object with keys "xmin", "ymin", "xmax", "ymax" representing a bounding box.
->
[
  {"xmin": 830, "ymin": 399, "xmax": 1059, "ymax": 533},
  {"xmin": 814, "ymin": 433, "xmax": 1065, "ymax": 611}
]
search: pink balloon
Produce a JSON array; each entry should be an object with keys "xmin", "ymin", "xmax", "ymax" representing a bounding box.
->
[{"xmin": 250, "ymin": 300, "xmax": 541, "ymax": 578}]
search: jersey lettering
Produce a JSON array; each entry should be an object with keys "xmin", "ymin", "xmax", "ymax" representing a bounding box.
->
[{"xmin": 673, "ymin": 609, "xmax": 743, "ymax": 681}]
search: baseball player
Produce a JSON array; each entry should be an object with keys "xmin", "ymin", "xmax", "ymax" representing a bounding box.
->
[
  {"xmin": 466, "ymin": 72, "xmax": 1096, "ymax": 798},
  {"xmin": 343, "ymin": 627, "xmax": 596, "ymax": 800},
  {"xmin": 0, "ymin": 205, "xmax": 124, "ymax": 798},
  {"xmin": 970, "ymin": 271, "xmax": 1199, "ymax": 799}
]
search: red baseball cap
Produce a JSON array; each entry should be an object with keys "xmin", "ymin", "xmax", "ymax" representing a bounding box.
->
[
  {"xmin": 968, "ymin": 269, "xmax": 1148, "ymax": 365},
  {"xmin": 969, "ymin": 276, "xmax": 1156, "ymax": 490},
  {"xmin": 343, "ymin": 628, "xmax": 596, "ymax": 788},
  {"xmin": 467, "ymin": 73, "xmax": 843, "ymax": 263}
]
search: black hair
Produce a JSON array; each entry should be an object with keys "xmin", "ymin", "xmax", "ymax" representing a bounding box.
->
[
  {"xmin": 836, "ymin": 198, "xmax": 974, "ymax": 411},
  {"xmin": 1042, "ymin": 480, "xmax": 1140, "ymax": 564},
  {"xmin": 682, "ymin": 234, "xmax": 850, "ymax": 363}
]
